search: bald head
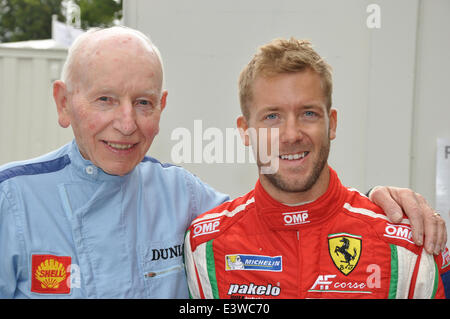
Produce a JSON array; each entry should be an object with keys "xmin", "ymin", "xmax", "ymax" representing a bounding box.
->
[{"xmin": 61, "ymin": 26, "xmax": 164, "ymax": 95}]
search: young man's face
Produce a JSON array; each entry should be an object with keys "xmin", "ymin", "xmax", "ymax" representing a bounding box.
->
[
  {"xmin": 238, "ymin": 69, "xmax": 337, "ymax": 203},
  {"xmin": 55, "ymin": 35, "xmax": 167, "ymax": 176}
]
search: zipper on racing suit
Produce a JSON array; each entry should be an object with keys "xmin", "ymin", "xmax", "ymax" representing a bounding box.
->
[{"xmin": 297, "ymin": 230, "xmax": 303, "ymax": 298}]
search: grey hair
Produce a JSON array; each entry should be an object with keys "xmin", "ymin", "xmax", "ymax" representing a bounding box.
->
[{"xmin": 60, "ymin": 25, "xmax": 165, "ymax": 92}]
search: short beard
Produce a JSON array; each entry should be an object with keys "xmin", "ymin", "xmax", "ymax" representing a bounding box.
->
[{"xmin": 263, "ymin": 139, "xmax": 330, "ymax": 193}]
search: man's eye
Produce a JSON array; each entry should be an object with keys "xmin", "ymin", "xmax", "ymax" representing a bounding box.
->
[
  {"xmin": 98, "ymin": 96, "xmax": 110, "ymax": 102},
  {"xmin": 265, "ymin": 113, "xmax": 278, "ymax": 120},
  {"xmin": 136, "ymin": 100, "xmax": 152, "ymax": 107},
  {"xmin": 304, "ymin": 111, "xmax": 317, "ymax": 117}
]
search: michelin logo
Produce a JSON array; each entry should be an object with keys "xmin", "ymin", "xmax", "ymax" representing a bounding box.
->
[{"xmin": 225, "ymin": 254, "xmax": 282, "ymax": 272}]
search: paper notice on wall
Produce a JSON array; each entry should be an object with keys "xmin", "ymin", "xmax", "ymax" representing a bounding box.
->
[{"xmin": 436, "ymin": 138, "xmax": 450, "ymax": 245}]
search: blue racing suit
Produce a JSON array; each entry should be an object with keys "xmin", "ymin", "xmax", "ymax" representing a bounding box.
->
[{"xmin": 0, "ymin": 140, "xmax": 228, "ymax": 298}]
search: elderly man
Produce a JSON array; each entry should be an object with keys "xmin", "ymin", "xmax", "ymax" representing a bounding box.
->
[
  {"xmin": 0, "ymin": 27, "xmax": 446, "ymax": 298},
  {"xmin": 0, "ymin": 27, "xmax": 225, "ymax": 298},
  {"xmin": 184, "ymin": 38, "xmax": 450, "ymax": 299}
]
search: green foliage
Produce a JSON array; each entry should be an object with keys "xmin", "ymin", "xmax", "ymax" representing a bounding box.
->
[
  {"xmin": 0, "ymin": 0, "xmax": 122, "ymax": 43},
  {"xmin": 76, "ymin": 0, "xmax": 122, "ymax": 29}
]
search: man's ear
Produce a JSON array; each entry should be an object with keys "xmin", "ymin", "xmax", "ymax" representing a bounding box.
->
[
  {"xmin": 329, "ymin": 108, "xmax": 337, "ymax": 140},
  {"xmin": 159, "ymin": 90, "xmax": 168, "ymax": 112},
  {"xmin": 237, "ymin": 115, "xmax": 250, "ymax": 146},
  {"xmin": 53, "ymin": 81, "xmax": 71, "ymax": 128}
]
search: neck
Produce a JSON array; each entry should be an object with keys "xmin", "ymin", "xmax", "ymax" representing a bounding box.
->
[{"xmin": 259, "ymin": 165, "xmax": 330, "ymax": 205}]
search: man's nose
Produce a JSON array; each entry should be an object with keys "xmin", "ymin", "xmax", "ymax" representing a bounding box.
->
[
  {"xmin": 113, "ymin": 101, "xmax": 137, "ymax": 136},
  {"xmin": 280, "ymin": 116, "xmax": 303, "ymax": 144}
]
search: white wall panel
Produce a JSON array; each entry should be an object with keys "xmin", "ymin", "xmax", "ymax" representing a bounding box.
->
[{"xmin": 0, "ymin": 47, "xmax": 73, "ymax": 166}]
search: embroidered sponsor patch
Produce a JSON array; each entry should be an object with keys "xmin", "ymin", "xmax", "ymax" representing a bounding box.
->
[
  {"xmin": 328, "ymin": 233, "xmax": 362, "ymax": 275},
  {"xmin": 225, "ymin": 254, "xmax": 282, "ymax": 271},
  {"xmin": 192, "ymin": 218, "xmax": 220, "ymax": 237},
  {"xmin": 282, "ymin": 211, "xmax": 309, "ymax": 226},
  {"xmin": 31, "ymin": 254, "xmax": 71, "ymax": 294},
  {"xmin": 383, "ymin": 223, "xmax": 414, "ymax": 244},
  {"xmin": 308, "ymin": 274, "xmax": 371, "ymax": 294},
  {"xmin": 227, "ymin": 282, "xmax": 281, "ymax": 297}
]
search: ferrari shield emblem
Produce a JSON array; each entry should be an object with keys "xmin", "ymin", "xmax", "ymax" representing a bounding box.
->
[{"xmin": 328, "ymin": 233, "xmax": 362, "ymax": 275}]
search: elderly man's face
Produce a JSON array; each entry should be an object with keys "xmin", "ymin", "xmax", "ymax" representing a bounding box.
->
[{"xmin": 55, "ymin": 35, "xmax": 166, "ymax": 176}]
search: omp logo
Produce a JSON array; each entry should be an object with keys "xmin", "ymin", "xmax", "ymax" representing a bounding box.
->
[
  {"xmin": 282, "ymin": 211, "xmax": 309, "ymax": 226},
  {"xmin": 384, "ymin": 224, "xmax": 413, "ymax": 244},
  {"xmin": 227, "ymin": 283, "xmax": 281, "ymax": 297},
  {"xmin": 193, "ymin": 218, "xmax": 220, "ymax": 237}
]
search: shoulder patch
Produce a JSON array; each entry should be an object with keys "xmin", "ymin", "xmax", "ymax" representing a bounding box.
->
[{"xmin": 189, "ymin": 196, "xmax": 255, "ymax": 244}]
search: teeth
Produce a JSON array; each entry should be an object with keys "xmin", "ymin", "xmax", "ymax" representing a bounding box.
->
[
  {"xmin": 280, "ymin": 152, "xmax": 308, "ymax": 160},
  {"xmin": 107, "ymin": 142, "xmax": 133, "ymax": 150}
]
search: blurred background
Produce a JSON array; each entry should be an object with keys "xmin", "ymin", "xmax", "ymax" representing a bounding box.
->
[{"xmin": 0, "ymin": 0, "xmax": 449, "ymax": 241}]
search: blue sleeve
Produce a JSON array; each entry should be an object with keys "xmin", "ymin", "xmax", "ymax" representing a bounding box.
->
[
  {"xmin": 0, "ymin": 187, "xmax": 24, "ymax": 298},
  {"xmin": 184, "ymin": 171, "xmax": 229, "ymax": 221},
  {"xmin": 442, "ymin": 271, "xmax": 450, "ymax": 299}
]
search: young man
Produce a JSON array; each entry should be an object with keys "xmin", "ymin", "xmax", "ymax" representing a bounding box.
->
[{"xmin": 184, "ymin": 38, "xmax": 450, "ymax": 299}]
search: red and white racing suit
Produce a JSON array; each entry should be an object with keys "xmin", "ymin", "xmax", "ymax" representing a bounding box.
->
[{"xmin": 184, "ymin": 167, "xmax": 450, "ymax": 299}]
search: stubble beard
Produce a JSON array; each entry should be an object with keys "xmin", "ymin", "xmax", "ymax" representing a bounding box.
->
[{"xmin": 262, "ymin": 139, "xmax": 330, "ymax": 194}]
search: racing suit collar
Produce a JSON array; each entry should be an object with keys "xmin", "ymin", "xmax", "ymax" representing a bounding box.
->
[
  {"xmin": 255, "ymin": 166, "xmax": 346, "ymax": 231},
  {"xmin": 68, "ymin": 139, "xmax": 133, "ymax": 183}
]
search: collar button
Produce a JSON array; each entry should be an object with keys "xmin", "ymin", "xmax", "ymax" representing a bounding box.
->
[{"xmin": 85, "ymin": 166, "xmax": 95, "ymax": 175}]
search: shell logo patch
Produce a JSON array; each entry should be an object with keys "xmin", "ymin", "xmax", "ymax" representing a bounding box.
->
[
  {"xmin": 31, "ymin": 254, "xmax": 71, "ymax": 294},
  {"xmin": 328, "ymin": 233, "xmax": 362, "ymax": 276}
]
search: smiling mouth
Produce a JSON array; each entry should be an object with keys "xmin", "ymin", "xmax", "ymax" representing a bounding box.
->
[
  {"xmin": 103, "ymin": 141, "xmax": 137, "ymax": 150},
  {"xmin": 279, "ymin": 151, "xmax": 309, "ymax": 160}
]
